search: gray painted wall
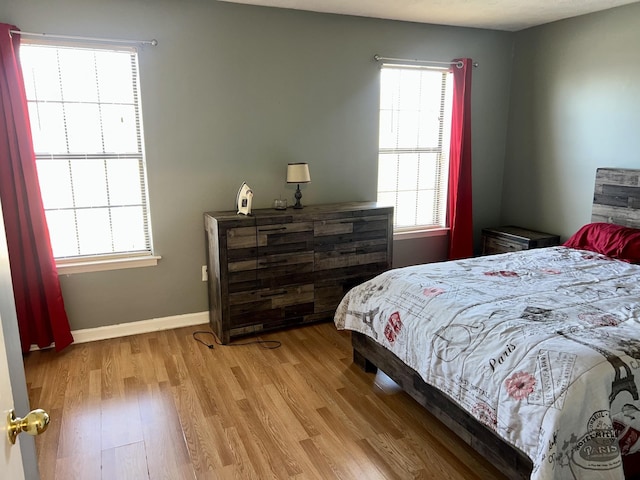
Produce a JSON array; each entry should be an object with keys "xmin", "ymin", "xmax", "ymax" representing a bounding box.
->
[
  {"xmin": 1, "ymin": 0, "xmax": 513, "ymax": 330},
  {"xmin": 502, "ymin": 2, "xmax": 640, "ymax": 240},
  {"xmin": 392, "ymin": 233, "xmax": 449, "ymax": 268}
]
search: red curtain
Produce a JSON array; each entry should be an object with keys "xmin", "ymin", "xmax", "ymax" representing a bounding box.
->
[
  {"xmin": 447, "ymin": 58, "xmax": 474, "ymax": 260},
  {"xmin": 0, "ymin": 24, "xmax": 73, "ymax": 352}
]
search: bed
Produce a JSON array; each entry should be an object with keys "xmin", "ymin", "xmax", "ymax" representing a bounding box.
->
[{"xmin": 334, "ymin": 168, "xmax": 640, "ymax": 480}]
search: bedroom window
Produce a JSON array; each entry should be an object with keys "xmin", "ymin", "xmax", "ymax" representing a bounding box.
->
[
  {"xmin": 19, "ymin": 42, "xmax": 156, "ymax": 272},
  {"xmin": 377, "ymin": 65, "xmax": 453, "ymax": 232}
]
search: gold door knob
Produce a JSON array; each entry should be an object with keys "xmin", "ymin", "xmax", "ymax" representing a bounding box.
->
[{"xmin": 7, "ymin": 408, "xmax": 50, "ymax": 445}]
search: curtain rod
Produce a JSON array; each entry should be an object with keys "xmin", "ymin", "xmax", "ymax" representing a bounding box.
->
[
  {"xmin": 9, "ymin": 30, "xmax": 158, "ymax": 46},
  {"xmin": 374, "ymin": 54, "xmax": 478, "ymax": 68}
]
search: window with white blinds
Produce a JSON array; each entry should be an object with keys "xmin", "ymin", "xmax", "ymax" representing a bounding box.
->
[
  {"xmin": 377, "ymin": 65, "xmax": 453, "ymax": 231},
  {"xmin": 20, "ymin": 43, "xmax": 153, "ymax": 260}
]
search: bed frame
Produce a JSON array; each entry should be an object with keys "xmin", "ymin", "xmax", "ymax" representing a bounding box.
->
[
  {"xmin": 350, "ymin": 168, "xmax": 640, "ymax": 479},
  {"xmin": 352, "ymin": 332, "xmax": 532, "ymax": 478}
]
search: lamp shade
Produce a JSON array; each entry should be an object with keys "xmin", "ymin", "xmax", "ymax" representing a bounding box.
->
[{"xmin": 286, "ymin": 163, "xmax": 311, "ymax": 183}]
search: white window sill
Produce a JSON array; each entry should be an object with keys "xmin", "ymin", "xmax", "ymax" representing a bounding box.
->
[
  {"xmin": 393, "ymin": 227, "xmax": 449, "ymax": 240},
  {"xmin": 56, "ymin": 255, "xmax": 162, "ymax": 275}
]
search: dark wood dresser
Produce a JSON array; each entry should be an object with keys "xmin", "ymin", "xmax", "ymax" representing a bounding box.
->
[
  {"xmin": 204, "ymin": 202, "xmax": 393, "ymax": 343},
  {"xmin": 481, "ymin": 225, "xmax": 560, "ymax": 255}
]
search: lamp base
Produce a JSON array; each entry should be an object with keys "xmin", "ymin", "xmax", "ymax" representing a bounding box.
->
[{"xmin": 293, "ymin": 184, "xmax": 303, "ymax": 209}]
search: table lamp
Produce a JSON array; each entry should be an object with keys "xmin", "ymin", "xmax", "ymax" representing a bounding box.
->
[{"xmin": 286, "ymin": 163, "xmax": 311, "ymax": 209}]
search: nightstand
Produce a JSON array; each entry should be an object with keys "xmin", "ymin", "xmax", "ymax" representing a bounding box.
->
[{"xmin": 481, "ymin": 226, "xmax": 560, "ymax": 255}]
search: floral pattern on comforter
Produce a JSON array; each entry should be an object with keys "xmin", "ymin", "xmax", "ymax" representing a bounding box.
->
[{"xmin": 334, "ymin": 246, "xmax": 640, "ymax": 480}]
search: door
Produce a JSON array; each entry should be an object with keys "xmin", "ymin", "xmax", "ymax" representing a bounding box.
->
[
  {"xmin": 1, "ymin": 308, "xmax": 26, "ymax": 480},
  {"xmin": 0, "ymin": 198, "xmax": 38, "ymax": 479}
]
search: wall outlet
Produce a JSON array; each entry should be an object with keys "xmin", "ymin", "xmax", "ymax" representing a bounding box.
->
[{"xmin": 201, "ymin": 265, "xmax": 208, "ymax": 282}]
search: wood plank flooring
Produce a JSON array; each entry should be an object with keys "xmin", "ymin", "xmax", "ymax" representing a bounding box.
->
[{"xmin": 23, "ymin": 322, "xmax": 508, "ymax": 479}]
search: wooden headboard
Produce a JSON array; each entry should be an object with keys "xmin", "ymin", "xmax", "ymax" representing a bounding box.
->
[{"xmin": 592, "ymin": 168, "xmax": 640, "ymax": 228}]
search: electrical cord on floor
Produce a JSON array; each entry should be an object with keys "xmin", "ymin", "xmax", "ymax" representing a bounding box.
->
[{"xmin": 192, "ymin": 330, "xmax": 282, "ymax": 350}]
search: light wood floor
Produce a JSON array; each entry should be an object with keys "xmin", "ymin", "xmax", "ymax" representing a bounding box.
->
[{"xmin": 24, "ymin": 322, "xmax": 508, "ymax": 479}]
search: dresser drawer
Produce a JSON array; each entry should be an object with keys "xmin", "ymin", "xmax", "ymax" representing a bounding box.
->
[
  {"xmin": 229, "ymin": 284, "xmax": 314, "ymax": 328},
  {"xmin": 227, "ymin": 222, "xmax": 314, "ymax": 254},
  {"xmin": 482, "ymin": 235, "xmax": 527, "ymax": 255},
  {"xmin": 313, "ymin": 215, "xmax": 389, "ymax": 238},
  {"xmin": 228, "ymin": 254, "xmax": 314, "ymax": 293}
]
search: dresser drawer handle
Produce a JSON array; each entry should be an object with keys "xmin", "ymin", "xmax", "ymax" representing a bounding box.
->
[
  {"xmin": 260, "ymin": 290, "xmax": 287, "ymax": 297},
  {"xmin": 258, "ymin": 227, "xmax": 287, "ymax": 232},
  {"xmin": 259, "ymin": 259, "xmax": 288, "ymax": 265}
]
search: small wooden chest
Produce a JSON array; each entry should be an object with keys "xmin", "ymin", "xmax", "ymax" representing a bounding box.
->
[{"xmin": 481, "ymin": 225, "xmax": 560, "ymax": 255}]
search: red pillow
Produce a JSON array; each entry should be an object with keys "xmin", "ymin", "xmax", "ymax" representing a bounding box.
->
[{"xmin": 563, "ymin": 223, "xmax": 640, "ymax": 263}]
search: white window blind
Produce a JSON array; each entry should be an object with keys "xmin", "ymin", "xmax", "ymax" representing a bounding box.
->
[
  {"xmin": 377, "ymin": 65, "xmax": 453, "ymax": 231},
  {"xmin": 20, "ymin": 43, "xmax": 153, "ymax": 260}
]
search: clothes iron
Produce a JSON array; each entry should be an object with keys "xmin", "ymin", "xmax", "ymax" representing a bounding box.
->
[{"xmin": 236, "ymin": 182, "xmax": 253, "ymax": 215}]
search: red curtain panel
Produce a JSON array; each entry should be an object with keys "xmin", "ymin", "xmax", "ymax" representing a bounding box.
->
[
  {"xmin": 447, "ymin": 58, "xmax": 474, "ymax": 260},
  {"xmin": 0, "ymin": 24, "xmax": 73, "ymax": 352}
]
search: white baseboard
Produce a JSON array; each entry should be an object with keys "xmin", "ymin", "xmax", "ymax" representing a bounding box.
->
[{"xmin": 71, "ymin": 311, "xmax": 209, "ymax": 345}]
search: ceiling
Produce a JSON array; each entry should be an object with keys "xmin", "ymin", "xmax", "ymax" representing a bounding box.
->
[{"xmin": 217, "ymin": 0, "xmax": 639, "ymax": 31}]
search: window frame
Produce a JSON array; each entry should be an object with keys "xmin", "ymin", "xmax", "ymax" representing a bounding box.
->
[
  {"xmin": 377, "ymin": 63, "xmax": 453, "ymax": 234},
  {"xmin": 19, "ymin": 39, "xmax": 160, "ymax": 274}
]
